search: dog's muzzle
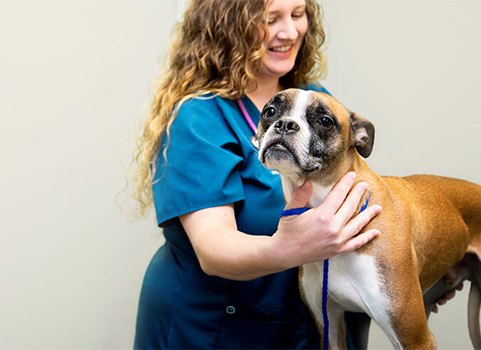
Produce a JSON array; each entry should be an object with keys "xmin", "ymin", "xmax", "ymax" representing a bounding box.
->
[{"xmin": 260, "ymin": 118, "xmax": 301, "ymax": 163}]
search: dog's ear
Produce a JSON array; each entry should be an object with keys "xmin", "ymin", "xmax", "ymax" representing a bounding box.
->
[{"xmin": 349, "ymin": 112, "xmax": 375, "ymax": 158}]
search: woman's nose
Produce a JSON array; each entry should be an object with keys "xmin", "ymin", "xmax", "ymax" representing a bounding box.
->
[{"xmin": 276, "ymin": 18, "xmax": 298, "ymax": 41}]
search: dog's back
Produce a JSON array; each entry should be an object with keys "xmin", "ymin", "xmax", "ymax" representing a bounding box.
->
[{"xmin": 370, "ymin": 174, "xmax": 481, "ymax": 291}]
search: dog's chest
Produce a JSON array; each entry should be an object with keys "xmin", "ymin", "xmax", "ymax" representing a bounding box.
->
[{"xmin": 301, "ymin": 252, "xmax": 390, "ymax": 320}]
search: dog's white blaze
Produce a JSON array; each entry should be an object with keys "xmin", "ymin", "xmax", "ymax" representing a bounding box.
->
[
  {"xmin": 290, "ymin": 90, "xmax": 311, "ymax": 121},
  {"xmin": 302, "ymin": 253, "xmax": 401, "ymax": 349},
  {"xmin": 289, "ymin": 91, "xmax": 312, "ymax": 158}
]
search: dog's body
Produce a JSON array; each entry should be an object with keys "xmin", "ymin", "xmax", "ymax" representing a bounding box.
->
[{"xmin": 255, "ymin": 89, "xmax": 481, "ymax": 349}]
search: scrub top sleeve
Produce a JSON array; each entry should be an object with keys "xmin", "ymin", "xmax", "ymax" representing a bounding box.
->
[{"xmin": 153, "ymin": 97, "xmax": 245, "ymax": 227}]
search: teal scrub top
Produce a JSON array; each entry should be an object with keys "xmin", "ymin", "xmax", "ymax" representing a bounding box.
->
[{"xmin": 134, "ymin": 84, "xmax": 329, "ymax": 349}]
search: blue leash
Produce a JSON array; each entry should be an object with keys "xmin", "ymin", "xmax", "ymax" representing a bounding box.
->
[
  {"xmin": 279, "ymin": 207, "xmax": 311, "ymax": 216},
  {"xmin": 279, "ymin": 191, "xmax": 371, "ymax": 350}
]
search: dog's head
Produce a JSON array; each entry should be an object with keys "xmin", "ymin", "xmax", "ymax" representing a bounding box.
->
[{"xmin": 254, "ymin": 89, "xmax": 375, "ymax": 180}]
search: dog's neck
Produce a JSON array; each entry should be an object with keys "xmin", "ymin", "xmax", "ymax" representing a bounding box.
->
[
  {"xmin": 280, "ymin": 175, "xmax": 333, "ymax": 208},
  {"xmin": 280, "ymin": 149, "xmax": 370, "ymax": 208}
]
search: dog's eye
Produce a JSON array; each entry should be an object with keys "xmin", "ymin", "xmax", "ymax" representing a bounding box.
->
[
  {"xmin": 263, "ymin": 107, "xmax": 276, "ymax": 118},
  {"xmin": 319, "ymin": 116, "xmax": 333, "ymax": 128}
]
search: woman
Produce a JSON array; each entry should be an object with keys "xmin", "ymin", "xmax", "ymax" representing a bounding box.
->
[{"xmin": 131, "ymin": 0, "xmax": 382, "ymax": 348}]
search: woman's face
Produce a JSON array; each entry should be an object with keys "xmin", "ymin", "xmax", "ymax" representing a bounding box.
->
[{"xmin": 259, "ymin": 0, "xmax": 308, "ymax": 82}]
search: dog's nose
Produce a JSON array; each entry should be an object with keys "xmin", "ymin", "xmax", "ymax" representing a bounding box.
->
[{"xmin": 274, "ymin": 119, "xmax": 300, "ymax": 135}]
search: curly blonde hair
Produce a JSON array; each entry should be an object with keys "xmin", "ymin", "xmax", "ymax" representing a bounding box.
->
[{"xmin": 130, "ymin": 0, "xmax": 327, "ymax": 217}]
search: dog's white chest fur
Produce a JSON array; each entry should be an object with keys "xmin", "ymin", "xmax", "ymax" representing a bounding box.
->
[
  {"xmin": 301, "ymin": 253, "xmax": 400, "ymax": 348},
  {"xmin": 328, "ymin": 253, "xmax": 388, "ymax": 314},
  {"xmin": 301, "ymin": 254, "xmax": 384, "ymax": 313},
  {"xmin": 282, "ymin": 174, "xmax": 392, "ymax": 322}
]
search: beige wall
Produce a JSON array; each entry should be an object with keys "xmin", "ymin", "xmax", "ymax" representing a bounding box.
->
[{"xmin": 0, "ymin": 0, "xmax": 480, "ymax": 348}]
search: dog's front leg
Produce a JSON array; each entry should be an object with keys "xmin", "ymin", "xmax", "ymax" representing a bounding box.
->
[
  {"xmin": 369, "ymin": 260, "xmax": 437, "ymax": 350},
  {"xmin": 327, "ymin": 299, "xmax": 347, "ymax": 350}
]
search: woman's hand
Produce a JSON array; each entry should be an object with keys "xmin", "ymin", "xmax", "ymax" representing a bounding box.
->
[
  {"xmin": 431, "ymin": 283, "xmax": 464, "ymax": 314},
  {"xmin": 269, "ymin": 172, "xmax": 382, "ymax": 270},
  {"xmin": 181, "ymin": 171, "xmax": 381, "ymax": 281},
  {"xmin": 430, "ymin": 260, "xmax": 469, "ymax": 314}
]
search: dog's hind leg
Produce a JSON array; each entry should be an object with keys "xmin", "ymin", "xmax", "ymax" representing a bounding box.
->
[
  {"xmin": 467, "ymin": 253, "xmax": 481, "ymax": 349},
  {"xmin": 468, "ymin": 282, "xmax": 481, "ymax": 349}
]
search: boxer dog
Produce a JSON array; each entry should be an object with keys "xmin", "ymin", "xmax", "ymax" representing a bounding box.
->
[{"xmin": 254, "ymin": 88, "xmax": 481, "ymax": 349}]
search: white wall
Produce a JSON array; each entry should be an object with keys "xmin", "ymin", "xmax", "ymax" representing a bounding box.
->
[{"xmin": 1, "ymin": 0, "xmax": 480, "ymax": 349}]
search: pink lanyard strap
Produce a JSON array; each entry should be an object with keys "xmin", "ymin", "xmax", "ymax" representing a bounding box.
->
[{"xmin": 237, "ymin": 99, "xmax": 258, "ymax": 134}]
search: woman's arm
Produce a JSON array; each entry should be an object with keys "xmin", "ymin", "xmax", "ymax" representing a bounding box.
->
[{"xmin": 180, "ymin": 172, "xmax": 382, "ymax": 281}]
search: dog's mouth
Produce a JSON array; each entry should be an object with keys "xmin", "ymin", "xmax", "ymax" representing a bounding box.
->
[
  {"xmin": 261, "ymin": 139, "xmax": 300, "ymax": 167},
  {"xmin": 261, "ymin": 139, "xmax": 321, "ymax": 175},
  {"xmin": 266, "ymin": 141, "xmax": 290, "ymax": 153},
  {"xmin": 262, "ymin": 139, "xmax": 294, "ymax": 161}
]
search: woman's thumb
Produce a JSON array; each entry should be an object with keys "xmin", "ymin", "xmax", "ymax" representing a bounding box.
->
[{"xmin": 284, "ymin": 181, "xmax": 312, "ymax": 210}]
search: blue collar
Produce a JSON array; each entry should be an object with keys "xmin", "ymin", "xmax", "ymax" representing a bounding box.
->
[{"xmin": 280, "ymin": 191, "xmax": 371, "ymax": 218}]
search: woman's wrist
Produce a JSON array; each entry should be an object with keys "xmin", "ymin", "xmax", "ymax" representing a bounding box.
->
[{"xmin": 262, "ymin": 229, "xmax": 302, "ymax": 273}]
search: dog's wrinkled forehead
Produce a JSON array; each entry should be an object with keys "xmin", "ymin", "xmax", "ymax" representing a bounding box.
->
[
  {"xmin": 262, "ymin": 89, "xmax": 347, "ymax": 126},
  {"xmin": 267, "ymin": 89, "xmax": 313, "ymax": 118}
]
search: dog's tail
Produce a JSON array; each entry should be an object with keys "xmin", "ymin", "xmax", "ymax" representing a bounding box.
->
[{"xmin": 468, "ymin": 267, "xmax": 481, "ymax": 349}]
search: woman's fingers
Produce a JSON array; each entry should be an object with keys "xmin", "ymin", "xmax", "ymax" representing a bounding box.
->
[
  {"xmin": 319, "ymin": 172, "xmax": 357, "ymax": 217},
  {"xmin": 315, "ymin": 171, "xmax": 381, "ymax": 253},
  {"xmin": 333, "ymin": 181, "xmax": 369, "ymax": 226},
  {"xmin": 339, "ymin": 204, "xmax": 382, "ymax": 252},
  {"xmin": 435, "ymin": 282, "xmax": 464, "ymax": 308},
  {"xmin": 342, "ymin": 229, "xmax": 381, "ymax": 252}
]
